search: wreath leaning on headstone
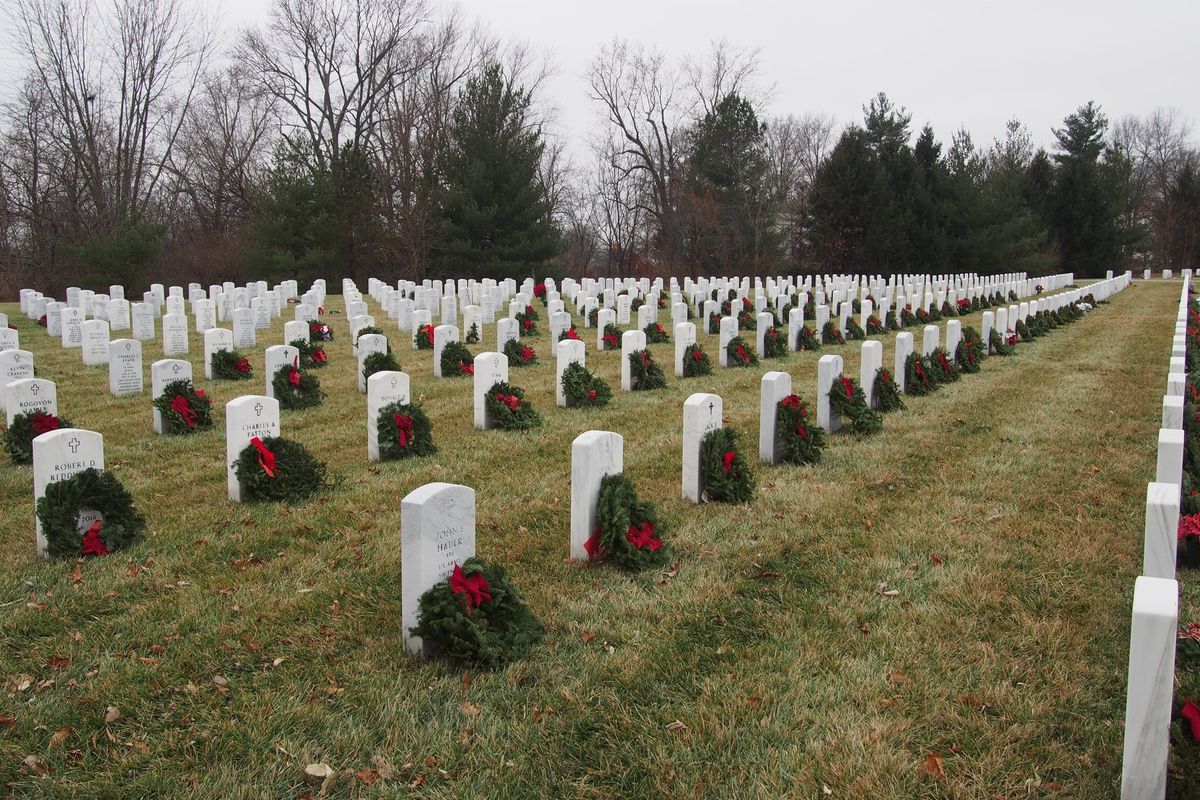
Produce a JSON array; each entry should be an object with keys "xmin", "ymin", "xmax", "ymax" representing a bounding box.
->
[
  {"xmin": 309, "ymin": 320, "xmax": 334, "ymax": 342},
  {"xmin": 628, "ymin": 349, "xmax": 668, "ymax": 391},
  {"xmin": 440, "ymin": 341, "xmax": 474, "ymax": 377},
  {"xmin": 4, "ymin": 410, "xmax": 73, "ymax": 464},
  {"xmin": 821, "ymin": 321, "xmax": 845, "ymax": 345},
  {"xmin": 415, "ymin": 324, "xmax": 435, "ymax": 350},
  {"xmin": 643, "ymin": 321, "xmax": 670, "ymax": 343},
  {"xmin": 956, "ymin": 326, "xmax": 986, "ymax": 373},
  {"xmin": 795, "ymin": 324, "xmax": 820, "ymax": 351},
  {"xmin": 763, "ymin": 326, "xmax": 788, "ymax": 359},
  {"xmin": 725, "ymin": 336, "xmax": 758, "ymax": 367},
  {"xmin": 699, "ymin": 426, "xmax": 755, "ymax": 503},
  {"xmin": 866, "ymin": 315, "xmax": 885, "ymax": 335},
  {"xmin": 682, "ymin": 343, "xmax": 712, "ymax": 377},
  {"xmin": 271, "ymin": 362, "xmax": 323, "ymax": 410},
  {"xmin": 845, "ymin": 317, "xmax": 867, "ymax": 341},
  {"xmin": 211, "ymin": 349, "xmax": 252, "ymax": 380},
  {"xmin": 502, "ymin": 339, "xmax": 537, "ymax": 367},
  {"xmin": 485, "ymin": 381, "xmax": 542, "ymax": 431},
  {"xmin": 929, "ymin": 346, "xmax": 961, "ymax": 383},
  {"xmin": 775, "ymin": 394, "xmax": 826, "ymax": 465},
  {"xmin": 827, "ymin": 375, "xmax": 882, "ymax": 435},
  {"xmin": 874, "ymin": 368, "xmax": 905, "ymax": 413},
  {"xmin": 561, "ymin": 362, "xmax": 612, "ymax": 408},
  {"xmin": 234, "ymin": 435, "xmax": 328, "ymax": 502},
  {"xmin": 601, "ymin": 323, "xmax": 621, "ymax": 350},
  {"xmin": 904, "ymin": 352, "xmax": 936, "ymax": 395},
  {"xmin": 37, "ymin": 468, "xmax": 145, "ymax": 558},
  {"xmin": 409, "ymin": 557, "xmax": 543, "ymax": 668},
  {"xmin": 377, "ymin": 401, "xmax": 437, "ymax": 459},
  {"xmin": 354, "ymin": 326, "xmax": 384, "ymax": 346},
  {"xmin": 988, "ymin": 328, "xmax": 1016, "ymax": 356},
  {"xmin": 290, "ymin": 339, "xmax": 328, "ymax": 368},
  {"xmin": 586, "ymin": 472, "xmax": 672, "ymax": 571},
  {"xmin": 362, "ymin": 350, "xmax": 400, "ymax": 382},
  {"xmin": 152, "ymin": 379, "xmax": 213, "ymax": 435},
  {"xmin": 465, "ymin": 322, "xmax": 480, "ymax": 345}
]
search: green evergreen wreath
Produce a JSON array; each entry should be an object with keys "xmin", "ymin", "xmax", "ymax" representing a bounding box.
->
[
  {"xmin": 775, "ymin": 394, "xmax": 826, "ymax": 465},
  {"xmin": 900, "ymin": 308, "xmax": 918, "ymax": 327},
  {"xmin": 354, "ymin": 325, "xmax": 384, "ymax": 346},
  {"xmin": 601, "ymin": 323, "xmax": 621, "ymax": 350},
  {"xmin": 762, "ymin": 326, "xmax": 788, "ymax": 358},
  {"xmin": 561, "ymin": 361, "xmax": 612, "ymax": 408},
  {"xmin": 828, "ymin": 375, "xmax": 882, "ymax": 435},
  {"xmin": 904, "ymin": 352, "xmax": 936, "ymax": 395},
  {"xmin": 152, "ymin": 379, "xmax": 213, "ymax": 435},
  {"xmin": 682, "ymin": 343, "xmax": 713, "ymax": 377},
  {"xmin": 707, "ymin": 314, "xmax": 722, "ymax": 334},
  {"xmin": 699, "ymin": 427, "xmax": 755, "ymax": 503},
  {"xmin": 309, "ymin": 320, "xmax": 333, "ymax": 341},
  {"xmin": 989, "ymin": 328, "xmax": 1015, "ymax": 355},
  {"xmin": 37, "ymin": 468, "xmax": 145, "ymax": 559},
  {"xmin": 587, "ymin": 307, "xmax": 599, "ymax": 327},
  {"xmin": 234, "ymin": 435, "xmax": 328, "ymax": 502},
  {"xmin": 795, "ymin": 324, "xmax": 820, "ymax": 351},
  {"xmin": 415, "ymin": 324, "xmax": 435, "ymax": 349},
  {"xmin": 516, "ymin": 310, "xmax": 539, "ymax": 336},
  {"xmin": 4, "ymin": 410, "xmax": 74, "ymax": 464},
  {"xmin": 465, "ymin": 322, "xmax": 480, "ymax": 344},
  {"xmin": 643, "ymin": 321, "xmax": 670, "ymax": 343},
  {"xmin": 409, "ymin": 557, "xmax": 543, "ymax": 668},
  {"xmin": 957, "ymin": 327, "xmax": 985, "ymax": 373},
  {"xmin": 290, "ymin": 339, "xmax": 328, "ymax": 368},
  {"xmin": 845, "ymin": 317, "xmax": 866, "ymax": 341},
  {"xmin": 874, "ymin": 368, "xmax": 905, "ymax": 412},
  {"xmin": 929, "ymin": 347, "xmax": 961, "ymax": 383},
  {"xmin": 377, "ymin": 401, "xmax": 437, "ymax": 459},
  {"xmin": 440, "ymin": 341, "xmax": 474, "ymax": 377},
  {"xmin": 362, "ymin": 350, "xmax": 401, "ymax": 381},
  {"xmin": 866, "ymin": 315, "xmax": 885, "ymax": 335},
  {"xmin": 211, "ymin": 349, "xmax": 252, "ymax": 380},
  {"xmin": 271, "ymin": 363, "xmax": 323, "ymax": 409},
  {"xmin": 821, "ymin": 321, "xmax": 845, "ymax": 345},
  {"xmin": 502, "ymin": 338, "xmax": 537, "ymax": 366},
  {"xmin": 726, "ymin": 336, "xmax": 758, "ymax": 367},
  {"xmin": 886, "ymin": 312, "xmax": 902, "ymax": 331},
  {"xmin": 628, "ymin": 349, "xmax": 668, "ymax": 390},
  {"xmin": 941, "ymin": 300, "xmax": 957, "ymax": 317},
  {"xmin": 485, "ymin": 381, "xmax": 542, "ymax": 431},
  {"xmin": 558, "ymin": 326, "xmax": 582, "ymax": 343},
  {"xmin": 928, "ymin": 305, "xmax": 943, "ymax": 322},
  {"xmin": 588, "ymin": 472, "xmax": 671, "ymax": 570}
]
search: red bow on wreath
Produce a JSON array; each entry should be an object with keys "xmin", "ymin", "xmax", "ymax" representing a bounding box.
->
[
  {"xmin": 722, "ymin": 451, "xmax": 736, "ymax": 476},
  {"xmin": 641, "ymin": 352, "xmax": 652, "ymax": 367},
  {"xmin": 913, "ymin": 360, "xmax": 930, "ymax": 387},
  {"xmin": 938, "ymin": 353, "xmax": 951, "ymax": 373},
  {"xmin": 449, "ymin": 564, "xmax": 491, "ymax": 612},
  {"xmin": 81, "ymin": 520, "xmax": 109, "ymax": 557},
  {"xmin": 235, "ymin": 358, "xmax": 251, "ymax": 374},
  {"xmin": 31, "ymin": 412, "xmax": 62, "ymax": 436},
  {"xmin": 780, "ymin": 394, "xmax": 800, "ymax": 409},
  {"xmin": 520, "ymin": 347, "xmax": 535, "ymax": 361},
  {"xmin": 587, "ymin": 389, "xmax": 598, "ymax": 401},
  {"xmin": 523, "ymin": 319, "xmax": 533, "ymax": 331},
  {"xmin": 840, "ymin": 376, "xmax": 854, "ymax": 399},
  {"xmin": 288, "ymin": 368, "xmax": 301, "ymax": 387},
  {"xmin": 584, "ymin": 526, "xmax": 604, "ymax": 559},
  {"xmin": 736, "ymin": 345, "xmax": 748, "ymax": 363},
  {"xmin": 462, "ymin": 363, "xmax": 474, "ymax": 376},
  {"xmin": 312, "ymin": 347, "xmax": 327, "ymax": 363},
  {"xmin": 195, "ymin": 389, "xmax": 206, "ymax": 398},
  {"xmin": 170, "ymin": 395, "xmax": 197, "ymax": 428},
  {"xmin": 626, "ymin": 521, "xmax": 662, "ymax": 551},
  {"xmin": 692, "ymin": 349, "xmax": 704, "ymax": 362},
  {"xmin": 249, "ymin": 437, "xmax": 276, "ymax": 477},
  {"xmin": 603, "ymin": 334, "xmax": 618, "ymax": 347},
  {"xmin": 495, "ymin": 393, "xmax": 519, "ymax": 411},
  {"xmin": 394, "ymin": 414, "xmax": 413, "ymax": 447}
]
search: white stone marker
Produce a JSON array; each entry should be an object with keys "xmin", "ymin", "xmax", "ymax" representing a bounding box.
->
[
  {"xmin": 0, "ymin": 349, "xmax": 34, "ymax": 411},
  {"xmin": 6, "ymin": 378, "xmax": 56, "ymax": 426},
  {"xmin": 861, "ymin": 340, "xmax": 883, "ymax": 408},
  {"xmin": 1143, "ymin": 481, "xmax": 1181, "ymax": 580},
  {"xmin": 151, "ymin": 359, "xmax": 192, "ymax": 433},
  {"xmin": 621, "ymin": 329, "xmax": 647, "ymax": 392},
  {"xmin": 367, "ymin": 370, "xmax": 411, "ymax": 461},
  {"xmin": 232, "ymin": 308, "xmax": 256, "ymax": 349},
  {"xmin": 759, "ymin": 371, "xmax": 792, "ymax": 465},
  {"xmin": 473, "ymin": 352, "xmax": 508, "ymax": 430},
  {"xmin": 162, "ymin": 313, "xmax": 189, "ymax": 356},
  {"xmin": 107, "ymin": 339, "xmax": 143, "ymax": 396},
  {"xmin": 981, "ymin": 311, "xmax": 995, "ymax": 351},
  {"xmin": 921, "ymin": 324, "xmax": 939, "ymax": 357},
  {"xmin": 944, "ymin": 320, "xmax": 961, "ymax": 357},
  {"xmin": 225, "ymin": 396, "xmax": 281, "ymax": 501},
  {"xmin": 814, "ymin": 304, "xmax": 830, "ymax": 336},
  {"xmin": 1163, "ymin": 395, "xmax": 1184, "ymax": 430},
  {"xmin": 496, "ymin": 317, "xmax": 519, "ymax": 351},
  {"xmin": 401, "ymin": 482, "xmax": 476, "ymax": 657},
  {"xmin": 596, "ymin": 308, "xmax": 616, "ymax": 351},
  {"xmin": 81, "ymin": 320, "xmax": 111, "ymax": 366},
  {"xmin": 755, "ymin": 312, "xmax": 774, "ymax": 358},
  {"xmin": 550, "ymin": 311, "xmax": 572, "ymax": 357},
  {"xmin": 432, "ymin": 324, "xmax": 459, "ymax": 378},
  {"xmin": 1156, "ymin": 429, "xmax": 1184, "ymax": 488},
  {"xmin": 718, "ymin": 316, "xmax": 738, "ymax": 367},
  {"xmin": 283, "ymin": 319, "xmax": 309, "ymax": 344},
  {"xmin": 787, "ymin": 307, "xmax": 805, "ymax": 353},
  {"xmin": 1120, "ymin": 575, "xmax": 1178, "ymax": 799},
  {"xmin": 675, "ymin": 322, "xmax": 697, "ymax": 378},
  {"xmin": 131, "ymin": 303, "xmax": 155, "ymax": 341},
  {"xmin": 61, "ymin": 307, "xmax": 84, "ymax": 349},
  {"xmin": 0, "ymin": 328, "xmax": 18, "ymax": 351},
  {"xmin": 264, "ymin": 345, "xmax": 299, "ymax": 398},
  {"xmin": 682, "ymin": 392, "xmax": 723, "ymax": 503},
  {"xmin": 570, "ymin": 431, "xmax": 624, "ymax": 559},
  {"xmin": 108, "ymin": 299, "xmax": 130, "ymax": 331},
  {"xmin": 817, "ymin": 354, "xmax": 844, "ymax": 433},
  {"xmin": 203, "ymin": 328, "xmax": 234, "ymax": 380},
  {"xmin": 194, "ymin": 299, "xmax": 216, "ymax": 332},
  {"xmin": 556, "ymin": 339, "xmax": 586, "ymax": 407},
  {"xmin": 356, "ymin": 334, "xmax": 389, "ymax": 393},
  {"xmin": 33, "ymin": 428, "xmax": 104, "ymax": 557}
]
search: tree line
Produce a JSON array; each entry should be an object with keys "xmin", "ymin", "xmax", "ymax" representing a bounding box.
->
[{"xmin": 1, "ymin": 0, "xmax": 1197, "ymax": 295}]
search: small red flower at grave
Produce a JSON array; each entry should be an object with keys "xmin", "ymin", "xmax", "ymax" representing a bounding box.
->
[
  {"xmin": 449, "ymin": 563, "xmax": 491, "ymax": 612},
  {"xmin": 587, "ymin": 389, "xmax": 597, "ymax": 401},
  {"xmin": 170, "ymin": 395, "xmax": 197, "ymax": 428},
  {"xmin": 520, "ymin": 347, "xmax": 535, "ymax": 362},
  {"xmin": 393, "ymin": 414, "xmax": 413, "ymax": 447},
  {"xmin": 1183, "ymin": 699, "xmax": 1200, "ymax": 741},
  {"xmin": 312, "ymin": 347, "xmax": 328, "ymax": 363},
  {"xmin": 31, "ymin": 412, "xmax": 62, "ymax": 436},
  {"xmin": 626, "ymin": 521, "xmax": 662, "ymax": 551},
  {"xmin": 840, "ymin": 376, "xmax": 854, "ymax": 399},
  {"xmin": 235, "ymin": 358, "xmax": 251, "ymax": 374},
  {"xmin": 722, "ymin": 451, "xmax": 736, "ymax": 476},
  {"xmin": 461, "ymin": 363, "xmax": 474, "ymax": 376},
  {"xmin": 1179, "ymin": 514, "xmax": 1200, "ymax": 542},
  {"xmin": 318, "ymin": 306, "xmax": 326, "ymax": 314},
  {"xmin": 250, "ymin": 437, "xmax": 276, "ymax": 477},
  {"xmin": 81, "ymin": 520, "xmax": 109, "ymax": 557},
  {"xmin": 1006, "ymin": 330, "xmax": 1018, "ymax": 346}
]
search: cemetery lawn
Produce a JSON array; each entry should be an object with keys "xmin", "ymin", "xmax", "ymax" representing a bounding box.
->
[{"xmin": 0, "ymin": 282, "xmax": 1184, "ymax": 798}]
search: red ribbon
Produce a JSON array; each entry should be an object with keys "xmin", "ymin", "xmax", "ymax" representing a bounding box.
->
[
  {"xmin": 722, "ymin": 451, "xmax": 736, "ymax": 476},
  {"xmin": 692, "ymin": 349, "xmax": 704, "ymax": 362},
  {"xmin": 841, "ymin": 376, "xmax": 854, "ymax": 399},
  {"xmin": 495, "ymin": 393, "xmax": 519, "ymax": 411},
  {"xmin": 587, "ymin": 389, "xmax": 597, "ymax": 401},
  {"xmin": 736, "ymin": 345, "xmax": 747, "ymax": 363},
  {"xmin": 584, "ymin": 526, "xmax": 604, "ymax": 559},
  {"xmin": 31, "ymin": 412, "xmax": 62, "ymax": 436},
  {"xmin": 170, "ymin": 395, "xmax": 197, "ymax": 428},
  {"xmin": 626, "ymin": 521, "xmax": 662, "ymax": 551},
  {"xmin": 288, "ymin": 368, "xmax": 301, "ymax": 387},
  {"xmin": 520, "ymin": 347, "xmax": 535, "ymax": 361},
  {"xmin": 195, "ymin": 389, "xmax": 206, "ymax": 398},
  {"xmin": 462, "ymin": 363, "xmax": 474, "ymax": 376},
  {"xmin": 394, "ymin": 414, "xmax": 413, "ymax": 447},
  {"xmin": 449, "ymin": 564, "xmax": 492, "ymax": 612},
  {"xmin": 312, "ymin": 347, "xmax": 327, "ymax": 363},
  {"xmin": 914, "ymin": 360, "xmax": 929, "ymax": 387},
  {"xmin": 81, "ymin": 520, "xmax": 109, "ymax": 557},
  {"xmin": 235, "ymin": 358, "xmax": 250, "ymax": 374},
  {"xmin": 250, "ymin": 437, "xmax": 276, "ymax": 477},
  {"xmin": 780, "ymin": 394, "xmax": 800, "ymax": 409}
]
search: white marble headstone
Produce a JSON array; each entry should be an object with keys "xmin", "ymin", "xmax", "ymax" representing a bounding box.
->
[
  {"xmin": 203, "ymin": 328, "xmax": 233, "ymax": 380},
  {"xmin": 367, "ymin": 371, "xmax": 411, "ymax": 462},
  {"xmin": 107, "ymin": 339, "xmax": 143, "ymax": 396},
  {"xmin": 356, "ymin": 333, "xmax": 388, "ymax": 393},
  {"xmin": 151, "ymin": 359, "xmax": 193, "ymax": 434},
  {"xmin": 225, "ymin": 396, "xmax": 281, "ymax": 501},
  {"xmin": 162, "ymin": 313, "xmax": 189, "ymax": 356},
  {"xmin": 570, "ymin": 431, "xmax": 623, "ymax": 559},
  {"xmin": 401, "ymin": 482, "xmax": 476, "ymax": 657},
  {"xmin": 6, "ymin": 377, "xmax": 56, "ymax": 426},
  {"xmin": 683, "ymin": 393, "xmax": 723, "ymax": 503},
  {"xmin": 81, "ymin": 320, "xmax": 111, "ymax": 366},
  {"xmin": 473, "ymin": 352, "xmax": 508, "ymax": 430},
  {"xmin": 556, "ymin": 339, "xmax": 585, "ymax": 407},
  {"xmin": 621, "ymin": 329, "xmax": 647, "ymax": 392},
  {"xmin": 264, "ymin": 345, "xmax": 299, "ymax": 398},
  {"xmin": 816, "ymin": 354, "xmax": 844, "ymax": 433},
  {"xmin": 33, "ymin": 428, "xmax": 104, "ymax": 558},
  {"xmin": 674, "ymin": 322, "xmax": 697, "ymax": 378},
  {"xmin": 758, "ymin": 371, "xmax": 792, "ymax": 465}
]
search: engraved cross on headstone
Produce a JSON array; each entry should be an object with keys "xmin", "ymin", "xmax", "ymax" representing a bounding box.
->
[
  {"xmin": 172, "ymin": 364, "xmax": 182, "ymax": 374},
  {"xmin": 68, "ymin": 437, "xmax": 80, "ymax": 453},
  {"xmin": 30, "ymin": 384, "xmax": 39, "ymax": 395},
  {"xmin": 254, "ymin": 403, "xmax": 263, "ymax": 417}
]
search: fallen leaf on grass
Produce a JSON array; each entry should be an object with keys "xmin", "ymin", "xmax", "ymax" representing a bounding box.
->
[
  {"xmin": 22, "ymin": 755, "xmax": 50, "ymax": 775},
  {"xmin": 49, "ymin": 727, "xmax": 72, "ymax": 747},
  {"xmin": 304, "ymin": 763, "xmax": 333, "ymax": 784},
  {"xmin": 104, "ymin": 706, "xmax": 120, "ymax": 724},
  {"xmin": 887, "ymin": 670, "xmax": 911, "ymax": 687},
  {"xmin": 0, "ymin": 715, "xmax": 14, "ymax": 727},
  {"xmin": 929, "ymin": 553, "xmax": 944, "ymax": 566},
  {"xmin": 923, "ymin": 752, "xmax": 945, "ymax": 779},
  {"xmin": 580, "ymin": 631, "xmax": 597, "ymax": 643},
  {"xmin": 665, "ymin": 720, "xmax": 687, "ymax": 731},
  {"xmin": 71, "ymin": 563, "xmax": 83, "ymax": 585},
  {"xmin": 46, "ymin": 655, "xmax": 70, "ymax": 670},
  {"xmin": 460, "ymin": 702, "xmax": 481, "ymax": 718},
  {"xmin": 355, "ymin": 768, "xmax": 382, "ymax": 785}
]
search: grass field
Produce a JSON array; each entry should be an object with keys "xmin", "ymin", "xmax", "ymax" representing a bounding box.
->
[{"xmin": 0, "ymin": 280, "xmax": 1187, "ymax": 798}]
